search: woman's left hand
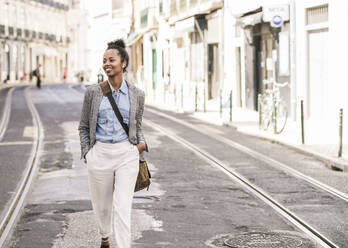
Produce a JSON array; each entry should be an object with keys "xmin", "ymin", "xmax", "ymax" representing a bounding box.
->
[{"xmin": 136, "ymin": 143, "xmax": 146, "ymax": 153}]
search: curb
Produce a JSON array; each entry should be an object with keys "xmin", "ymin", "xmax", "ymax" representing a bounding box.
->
[{"xmin": 224, "ymin": 122, "xmax": 348, "ymax": 172}]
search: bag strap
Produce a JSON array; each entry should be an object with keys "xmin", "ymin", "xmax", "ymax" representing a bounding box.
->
[{"xmin": 99, "ymin": 81, "xmax": 129, "ymax": 135}]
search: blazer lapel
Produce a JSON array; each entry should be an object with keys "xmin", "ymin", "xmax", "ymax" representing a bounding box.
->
[{"xmin": 128, "ymin": 82, "xmax": 137, "ymax": 138}]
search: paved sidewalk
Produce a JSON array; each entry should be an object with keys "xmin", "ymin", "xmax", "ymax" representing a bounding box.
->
[{"xmin": 147, "ymin": 97, "xmax": 348, "ymax": 172}]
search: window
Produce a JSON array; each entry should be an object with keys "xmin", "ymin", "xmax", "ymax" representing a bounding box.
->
[
  {"xmin": 159, "ymin": 0, "xmax": 163, "ymax": 14},
  {"xmin": 306, "ymin": 4, "xmax": 328, "ymax": 25},
  {"xmin": 190, "ymin": 0, "xmax": 198, "ymax": 8},
  {"xmin": 140, "ymin": 8, "xmax": 148, "ymax": 27},
  {"xmin": 170, "ymin": 0, "xmax": 177, "ymax": 16},
  {"xmin": 180, "ymin": 0, "xmax": 186, "ymax": 12},
  {"xmin": 112, "ymin": 0, "xmax": 125, "ymax": 10}
]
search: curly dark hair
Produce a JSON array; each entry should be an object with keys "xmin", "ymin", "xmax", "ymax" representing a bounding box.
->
[{"xmin": 106, "ymin": 39, "xmax": 129, "ymax": 73}]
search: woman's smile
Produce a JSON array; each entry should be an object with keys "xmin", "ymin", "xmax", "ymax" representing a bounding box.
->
[{"xmin": 105, "ymin": 66, "xmax": 113, "ymax": 74}]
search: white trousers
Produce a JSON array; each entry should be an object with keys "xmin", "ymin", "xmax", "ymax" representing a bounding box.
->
[{"xmin": 86, "ymin": 140, "xmax": 139, "ymax": 248}]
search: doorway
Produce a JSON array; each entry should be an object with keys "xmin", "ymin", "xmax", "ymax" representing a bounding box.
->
[
  {"xmin": 152, "ymin": 49, "xmax": 157, "ymax": 90},
  {"xmin": 235, "ymin": 47, "xmax": 242, "ymax": 107},
  {"xmin": 307, "ymin": 28, "xmax": 328, "ymax": 119},
  {"xmin": 5, "ymin": 44, "xmax": 10, "ymax": 82},
  {"xmin": 208, "ymin": 43, "xmax": 219, "ymax": 100}
]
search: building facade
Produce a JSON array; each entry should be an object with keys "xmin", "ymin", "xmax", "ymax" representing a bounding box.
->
[
  {"xmin": 129, "ymin": 0, "xmax": 224, "ymax": 111},
  {"xmin": 85, "ymin": 0, "xmax": 132, "ymax": 83},
  {"xmin": 0, "ymin": 0, "xmax": 73, "ymax": 84},
  {"xmin": 129, "ymin": 0, "xmax": 347, "ymax": 135}
]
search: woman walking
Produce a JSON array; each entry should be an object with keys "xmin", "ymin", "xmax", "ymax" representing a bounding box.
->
[{"xmin": 78, "ymin": 39, "xmax": 147, "ymax": 248}]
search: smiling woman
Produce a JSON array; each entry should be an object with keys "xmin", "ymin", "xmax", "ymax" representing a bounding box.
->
[
  {"xmin": 103, "ymin": 39, "xmax": 129, "ymax": 77},
  {"xmin": 78, "ymin": 39, "xmax": 148, "ymax": 248}
]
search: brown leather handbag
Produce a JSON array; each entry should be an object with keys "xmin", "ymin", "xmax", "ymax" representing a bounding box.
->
[
  {"xmin": 135, "ymin": 160, "xmax": 151, "ymax": 192},
  {"xmin": 99, "ymin": 81, "xmax": 151, "ymax": 192}
]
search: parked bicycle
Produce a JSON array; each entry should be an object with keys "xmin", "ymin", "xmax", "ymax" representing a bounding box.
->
[{"xmin": 259, "ymin": 80, "xmax": 288, "ymax": 134}]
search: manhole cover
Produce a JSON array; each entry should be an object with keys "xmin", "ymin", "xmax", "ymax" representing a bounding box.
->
[{"xmin": 224, "ymin": 232, "xmax": 311, "ymax": 248}]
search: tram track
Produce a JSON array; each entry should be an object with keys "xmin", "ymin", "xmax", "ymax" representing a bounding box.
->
[
  {"xmin": 69, "ymin": 84, "xmax": 344, "ymax": 246},
  {"xmin": 0, "ymin": 87, "xmax": 43, "ymax": 247},
  {"xmin": 147, "ymin": 107, "xmax": 348, "ymax": 203},
  {"xmin": 144, "ymin": 119, "xmax": 338, "ymax": 248},
  {"xmin": 68, "ymin": 84, "xmax": 348, "ymax": 202},
  {"xmin": 69, "ymin": 85, "xmax": 348, "ymax": 201}
]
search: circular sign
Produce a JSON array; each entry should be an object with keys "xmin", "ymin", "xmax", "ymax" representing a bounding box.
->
[{"xmin": 272, "ymin": 15, "xmax": 283, "ymax": 27}]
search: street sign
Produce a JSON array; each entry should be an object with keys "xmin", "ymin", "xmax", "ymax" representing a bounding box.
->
[
  {"xmin": 272, "ymin": 15, "xmax": 283, "ymax": 27},
  {"xmin": 263, "ymin": 4, "xmax": 289, "ymax": 28}
]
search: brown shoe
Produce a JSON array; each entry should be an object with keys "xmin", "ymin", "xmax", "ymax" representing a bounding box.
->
[{"xmin": 100, "ymin": 237, "xmax": 110, "ymax": 248}]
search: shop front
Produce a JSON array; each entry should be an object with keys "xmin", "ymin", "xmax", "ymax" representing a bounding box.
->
[{"xmin": 238, "ymin": 5, "xmax": 291, "ymax": 111}]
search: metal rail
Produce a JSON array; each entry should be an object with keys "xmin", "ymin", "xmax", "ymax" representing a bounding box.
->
[
  {"xmin": 0, "ymin": 88, "xmax": 15, "ymax": 141},
  {"xmin": 145, "ymin": 119, "xmax": 337, "ymax": 248},
  {"xmin": 0, "ymin": 87, "xmax": 44, "ymax": 247},
  {"xmin": 147, "ymin": 108, "xmax": 348, "ymax": 203}
]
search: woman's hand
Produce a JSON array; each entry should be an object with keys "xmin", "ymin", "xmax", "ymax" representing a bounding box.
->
[{"xmin": 136, "ymin": 143, "xmax": 146, "ymax": 153}]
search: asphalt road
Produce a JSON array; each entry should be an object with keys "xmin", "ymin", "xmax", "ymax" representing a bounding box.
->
[
  {"xmin": 2, "ymin": 84, "xmax": 347, "ymax": 247},
  {"xmin": 0, "ymin": 87, "xmax": 34, "ymax": 220}
]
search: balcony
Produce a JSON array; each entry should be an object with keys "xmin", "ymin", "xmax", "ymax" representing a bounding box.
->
[{"xmin": 35, "ymin": 0, "xmax": 69, "ymax": 11}]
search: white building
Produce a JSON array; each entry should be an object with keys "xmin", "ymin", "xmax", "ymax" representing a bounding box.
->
[
  {"xmin": 128, "ymin": 0, "xmax": 348, "ymax": 137},
  {"xmin": 224, "ymin": 0, "xmax": 348, "ymax": 127},
  {"xmin": 295, "ymin": 0, "xmax": 348, "ymax": 122},
  {"xmin": 85, "ymin": 0, "xmax": 132, "ymax": 83},
  {"xmin": 68, "ymin": 0, "xmax": 89, "ymax": 83},
  {"xmin": 129, "ymin": 0, "xmax": 224, "ymax": 111},
  {"xmin": 0, "ymin": 0, "xmax": 73, "ymax": 84}
]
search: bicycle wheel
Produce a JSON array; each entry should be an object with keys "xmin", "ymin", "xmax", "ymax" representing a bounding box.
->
[
  {"xmin": 274, "ymin": 101, "xmax": 288, "ymax": 134},
  {"xmin": 261, "ymin": 109, "xmax": 271, "ymax": 130},
  {"xmin": 260, "ymin": 95, "xmax": 272, "ymax": 131}
]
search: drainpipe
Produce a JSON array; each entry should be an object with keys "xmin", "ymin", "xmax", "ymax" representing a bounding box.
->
[
  {"xmin": 219, "ymin": 5, "xmax": 225, "ymax": 109},
  {"xmin": 290, "ymin": 0, "xmax": 297, "ymax": 121}
]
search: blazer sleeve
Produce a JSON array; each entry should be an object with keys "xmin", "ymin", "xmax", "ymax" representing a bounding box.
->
[
  {"xmin": 135, "ymin": 90, "xmax": 148, "ymax": 151},
  {"xmin": 78, "ymin": 88, "xmax": 91, "ymax": 160}
]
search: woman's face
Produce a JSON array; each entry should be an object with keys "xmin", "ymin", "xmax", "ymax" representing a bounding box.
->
[{"xmin": 103, "ymin": 49, "xmax": 124, "ymax": 77}]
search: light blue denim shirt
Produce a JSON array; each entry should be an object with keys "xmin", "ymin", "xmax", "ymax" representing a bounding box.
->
[{"xmin": 95, "ymin": 80, "xmax": 130, "ymax": 143}]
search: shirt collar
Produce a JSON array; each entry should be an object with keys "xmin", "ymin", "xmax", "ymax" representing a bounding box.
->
[{"xmin": 107, "ymin": 79, "xmax": 128, "ymax": 95}]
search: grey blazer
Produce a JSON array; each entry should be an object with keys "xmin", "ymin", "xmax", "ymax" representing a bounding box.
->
[{"xmin": 78, "ymin": 82, "xmax": 147, "ymax": 162}]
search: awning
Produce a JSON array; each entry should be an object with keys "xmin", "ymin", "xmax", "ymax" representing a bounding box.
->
[
  {"xmin": 237, "ymin": 7, "xmax": 263, "ymax": 28},
  {"xmin": 126, "ymin": 26, "xmax": 158, "ymax": 46},
  {"xmin": 126, "ymin": 32, "xmax": 139, "ymax": 46},
  {"xmin": 174, "ymin": 16, "xmax": 206, "ymax": 33}
]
